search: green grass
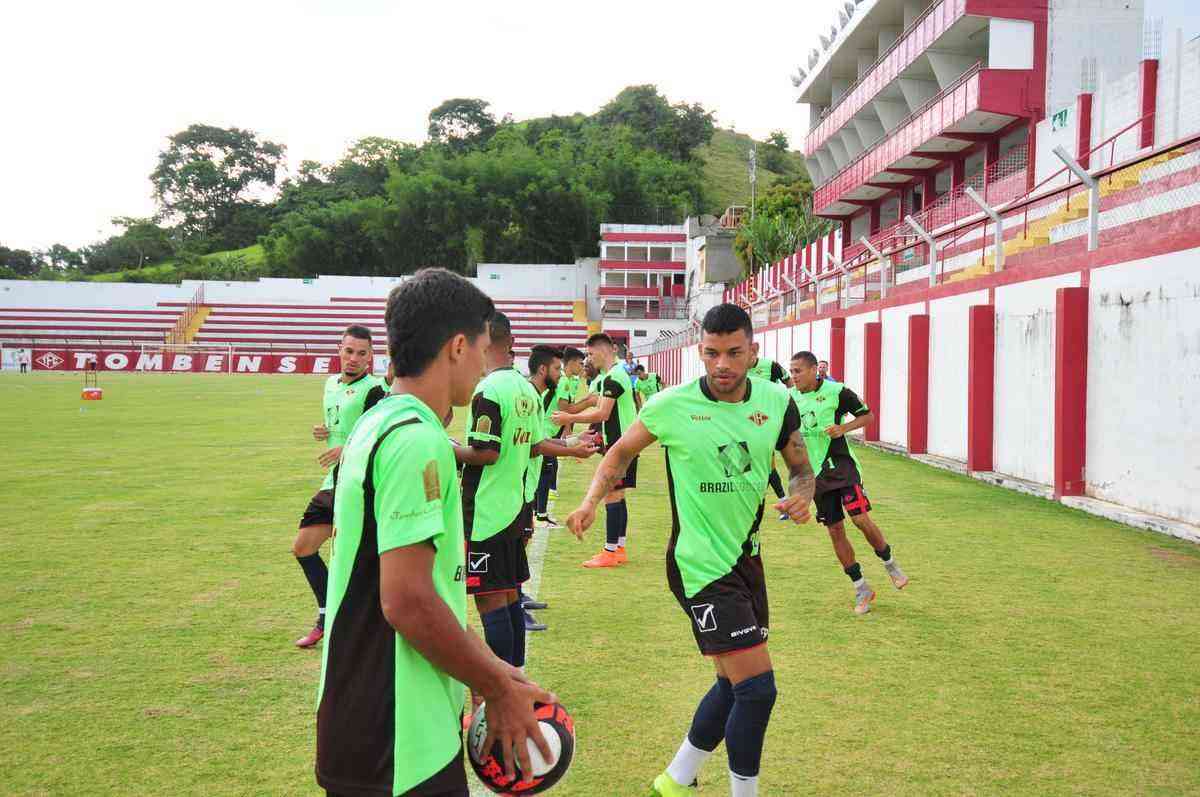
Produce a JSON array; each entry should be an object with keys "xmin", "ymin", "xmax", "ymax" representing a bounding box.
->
[
  {"xmin": 697, "ymin": 129, "xmax": 808, "ymax": 215},
  {"xmin": 88, "ymin": 244, "xmax": 267, "ymax": 284},
  {"xmin": 4, "ymin": 372, "xmax": 1200, "ymax": 796}
]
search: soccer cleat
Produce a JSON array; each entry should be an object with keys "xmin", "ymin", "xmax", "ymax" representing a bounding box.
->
[
  {"xmin": 520, "ymin": 592, "xmax": 548, "ymax": 610},
  {"xmin": 885, "ymin": 561, "xmax": 909, "ymax": 590},
  {"xmin": 615, "ymin": 546, "xmax": 628, "ymax": 564},
  {"xmin": 853, "ymin": 583, "xmax": 876, "ymax": 615},
  {"xmin": 524, "ymin": 610, "xmax": 547, "ymax": 632},
  {"xmin": 582, "ymin": 549, "xmax": 622, "ymax": 568},
  {"xmin": 651, "ymin": 772, "xmax": 693, "ymax": 796},
  {"xmin": 778, "ymin": 512, "xmax": 790, "ymax": 521},
  {"xmin": 294, "ymin": 625, "xmax": 324, "ymax": 648},
  {"xmin": 536, "ymin": 514, "xmax": 560, "ymax": 528}
]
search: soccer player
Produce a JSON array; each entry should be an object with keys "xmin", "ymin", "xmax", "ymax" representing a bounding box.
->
[
  {"xmin": 635, "ymin": 364, "xmax": 662, "ymax": 401},
  {"xmin": 520, "ymin": 344, "xmax": 564, "ymax": 633},
  {"xmin": 817, "ymin": 359, "xmax": 831, "ymax": 380},
  {"xmin": 566, "ymin": 303, "xmax": 815, "ymax": 797},
  {"xmin": 540, "ymin": 346, "xmax": 585, "ymax": 506},
  {"xmin": 292, "ymin": 324, "xmax": 388, "ymax": 649},
  {"xmin": 316, "ymin": 269, "xmax": 555, "ymax": 797},
  {"xmin": 455, "ymin": 315, "xmax": 596, "ymax": 671},
  {"xmin": 789, "ymin": 350, "xmax": 908, "ymax": 615},
  {"xmin": 551, "ymin": 333, "xmax": 639, "ymax": 568}
]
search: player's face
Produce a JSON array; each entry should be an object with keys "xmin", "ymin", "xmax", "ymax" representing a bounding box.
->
[
  {"xmin": 544, "ymin": 357, "xmax": 562, "ymax": 389},
  {"xmin": 588, "ymin": 342, "xmax": 614, "ymax": 370},
  {"xmin": 339, "ymin": 335, "xmax": 372, "ymax": 377},
  {"xmin": 790, "ymin": 358, "xmax": 819, "ymax": 391},
  {"xmin": 449, "ymin": 329, "xmax": 490, "ymax": 406},
  {"xmin": 698, "ymin": 329, "xmax": 752, "ymax": 397},
  {"xmin": 818, "ymin": 361, "xmax": 829, "ymax": 377},
  {"xmin": 564, "ymin": 358, "xmax": 583, "ymax": 377}
]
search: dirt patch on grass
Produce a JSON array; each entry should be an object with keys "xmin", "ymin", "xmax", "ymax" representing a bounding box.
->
[{"xmin": 1149, "ymin": 547, "xmax": 1200, "ymax": 567}]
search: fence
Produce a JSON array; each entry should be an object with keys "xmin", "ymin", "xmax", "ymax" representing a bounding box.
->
[{"xmin": 164, "ymin": 283, "xmax": 205, "ymax": 344}]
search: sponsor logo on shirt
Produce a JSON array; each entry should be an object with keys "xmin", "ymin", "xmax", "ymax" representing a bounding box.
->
[
  {"xmin": 689, "ymin": 414, "xmax": 711, "ymax": 422},
  {"xmin": 475, "ymin": 415, "xmax": 492, "ymax": 435},
  {"xmin": 748, "ymin": 411, "xmax": 768, "ymax": 426},
  {"xmin": 422, "ymin": 460, "xmax": 440, "ymax": 502},
  {"xmin": 690, "ymin": 603, "xmax": 717, "ymax": 632},
  {"xmin": 515, "ymin": 395, "xmax": 536, "ymax": 418},
  {"xmin": 716, "ymin": 442, "xmax": 752, "ymax": 478}
]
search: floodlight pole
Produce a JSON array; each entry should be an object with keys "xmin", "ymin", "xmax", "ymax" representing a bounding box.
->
[
  {"xmin": 859, "ymin": 236, "xmax": 889, "ymax": 297},
  {"xmin": 905, "ymin": 215, "xmax": 938, "ymax": 286},
  {"xmin": 1053, "ymin": 145, "xmax": 1100, "ymax": 251},
  {"xmin": 964, "ymin": 186, "xmax": 1004, "ymax": 272}
]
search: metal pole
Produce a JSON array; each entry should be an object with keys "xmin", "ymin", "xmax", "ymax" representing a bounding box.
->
[
  {"xmin": 859, "ymin": 236, "xmax": 889, "ymax": 297},
  {"xmin": 904, "ymin": 215, "xmax": 939, "ymax": 286},
  {"xmin": 964, "ymin": 186, "xmax": 1004, "ymax": 271},
  {"xmin": 1052, "ymin": 145, "xmax": 1099, "ymax": 251}
]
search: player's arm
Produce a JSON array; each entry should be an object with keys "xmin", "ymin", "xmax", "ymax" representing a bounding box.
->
[
  {"xmin": 532, "ymin": 435, "xmax": 598, "ymax": 459},
  {"xmin": 826, "ymin": 387, "xmax": 873, "ymax": 438},
  {"xmin": 552, "ymin": 394, "xmax": 613, "ymax": 426},
  {"xmin": 380, "ymin": 544, "xmax": 553, "ymax": 778},
  {"xmin": 565, "ymin": 420, "xmax": 656, "ymax": 539},
  {"xmin": 771, "ymin": 361, "xmax": 793, "ymax": 388},
  {"xmin": 454, "ymin": 393, "xmax": 502, "ymax": 466},
  {"xmin": 559, "ymin": 393, "xmax": 598, "ymax": 413},
  {"xmin": 775, "ymin": 399, "xmax": 815, "ymax": 523}
]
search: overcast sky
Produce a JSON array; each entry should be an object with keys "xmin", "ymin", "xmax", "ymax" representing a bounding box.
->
[{"xmin": 2, "ymin": 0, "xmax": 1197, "ymax": 251}]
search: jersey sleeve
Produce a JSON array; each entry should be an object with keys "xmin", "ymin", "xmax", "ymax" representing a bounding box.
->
[
  {"xmin": 467, "ymin": 392, "xmax": 502, "ymax": 452},
  {"xmin": 602, "ymin": 374, "xmax": 626, "ymax": 400},
  {"xmin": 770, "ymin": 361, "xmax": 788, "ymax": 383},
  {"xmin": 373, "ymin": 427, "xmax": 448, "ymax": 554},
  {"xmin": 776, "ymin": 397, "xmax": 802, "ymax": 451},
  {"xmin": 636, "ymin": 393, "xmax": 669, "ymax": 444},
  {"xmin": 363, "ymin": 384, "xmax": 388, "ymax": 412},
  {"xmin": 836, "ymin": 386, "xmax": 871, "ymax": 419}
]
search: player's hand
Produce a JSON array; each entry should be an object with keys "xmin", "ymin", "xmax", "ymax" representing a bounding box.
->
[
  {"xmin": 774, "ymin": 494, "xmax": 812, "ymax": 524},
  {"xmin": 824, "ymin": 424, "xmax": 844, "ymax": 438},
  {"xmin": 569, "ymin": 437, "xmax": 599, "ymax": 459},
  {"xmin": 565, "ymin": 504, "xmax": 596, "ymax": 540},
  {"xmin": 550, "ymin": 410, "xmax": 571, "ymax": 427},
  {"xmin": 482, "ymin": 676, "xmax": 556, "ymax": 783},
  {"xmin": 318, "ymin": 446, "xmax": 343, "ymax": 469},
  {"xmin": 312, "ymin": 424, "xmax": 329, "ymax": 441}
]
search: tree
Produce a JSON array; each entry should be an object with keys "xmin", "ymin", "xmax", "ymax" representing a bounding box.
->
[
  {"xmin": 327, "ymin": 137, "xmax": 419, "ymax": 197},
  {"xmin": 594, "ymin": 85, "xmax": 716, "ymax": 161},
  {"xmin": 734, "ymin": 179, "xmax": 831, "ymax": 274},
  {"xmin": 47, "ymin": 244, "xmax": 84, "ymax": 269},
  {"xmin": 427, "ymin": 99, "xmax": 497, "ymax": 151},
  {"xmin": 0, "ymin": 244, "xmax": 38, "ymax": 277},
  {"xmin": 150, "ymin": 124, "xmax": 285, "ymax": 244},
  {"xmin": 767, "ymin": 130, "xmax": 789, "ymax": 150}
]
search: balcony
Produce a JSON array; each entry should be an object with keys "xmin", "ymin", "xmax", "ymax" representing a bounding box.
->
[
  {"xmin": 813, "ymin": 63, "xmax": 1037, "ymax": 217},
  {"xmin": 599, "ymin": 259, "xmax": 685, "ymax": 271}
]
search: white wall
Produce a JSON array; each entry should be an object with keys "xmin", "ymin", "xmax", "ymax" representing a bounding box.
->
[
  {"xmin": 477, "ymin": 262, "xmax": 595, "ymax": 301},
  {"xmin": 811, "ymin": 318, "xmax": 832, "ymax": 367},
  {"xmin": 606, "ymin": 317, "xmax": 690, "ymax": 348},
  {"xmin": 993, "ymin": 272, "xmax": 1081, "ymax": 485},
  {"xmin": 1087, "ymin": 250, "xmax": 1200, "ymax": 523},
  {"xmin": 844, "ymin": 310, "xmax": 876, "ymax": 393},
  {"xmin": 0, "ymin": 280, "xmax": 193, "ymax": 309},
  {"xmin": 928, "ymin": 290, "xmax": 988, "ymax": 461},
  {"xmin": 879, "ymin": 302, "xmax": 925, "ymax": 447},
  {"xmin": 1045, "ymin": 0, "xmax": 1143, "ymax": 125},
  {"xmin": 989, "ymin": 18, "xmax": 1034, "ymax": 70}
]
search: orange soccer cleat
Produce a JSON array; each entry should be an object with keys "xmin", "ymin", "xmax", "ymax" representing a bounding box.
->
[
  {"xmin": 615, "ymin": 546, "xmax": 628, "ymax": 564},
  {"xmin": 582, "ymin": 549, "xmax": 623, "ymax": 568}
]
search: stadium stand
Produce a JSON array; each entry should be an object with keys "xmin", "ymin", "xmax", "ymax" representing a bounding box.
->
[{"xmin": 0, "ymin": 306, "xmax": 180, "ymax": 347}]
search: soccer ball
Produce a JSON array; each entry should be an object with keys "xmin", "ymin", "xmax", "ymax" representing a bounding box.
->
[{"xmin": 467, "ymin": 701, "xmax": 575, "ymax": 794}]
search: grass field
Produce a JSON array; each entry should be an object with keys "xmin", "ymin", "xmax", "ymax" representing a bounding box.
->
[{"xmin": 5, "ymin": 372, "xmax": 1200, "ymax": 796}]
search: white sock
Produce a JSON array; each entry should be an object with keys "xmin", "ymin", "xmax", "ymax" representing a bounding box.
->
[
  {"xmin": 618, "ymin": 535, "xmax": 627, "ymax": 548},
  {"xmin": 852, "ymin": 578, "xmax": 865, "ymax": 589},
  {"xmin": 665, "ymin": 737, "xmax": 711, "ymax": 786},
  {"xmin": 884, "ymin": 557, "xmax": 895, "ymax": 567},
  {"xmin": 730, "ymin": 770, "xmax": 759, "ymax": 796},
  {"xmin": 318, "ymin": 608, "xmax": 326, "ymax": 616}
]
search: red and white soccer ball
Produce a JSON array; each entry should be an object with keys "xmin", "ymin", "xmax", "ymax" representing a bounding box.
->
[{"xmin": 467, "ymin": 701, "xmax": 575, "ymax": 794}]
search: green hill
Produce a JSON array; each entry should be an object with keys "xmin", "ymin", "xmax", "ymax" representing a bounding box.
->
[{"xmin": 697, "ymin": 128, "xmax": 809, "ymax": 215}]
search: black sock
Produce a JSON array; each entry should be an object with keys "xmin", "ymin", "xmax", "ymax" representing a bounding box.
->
[
  {"xmin": 296, "ymin": 554, "xmax": 328, "ymax": 625},
  {"xmin": 605, "ymin": 500, "xmax": 627, "ymax": 550},
  {"xmin": 481, "ymin": 606, "xmax": 514, "ymax": 665},
  {"xmin": 844, "ymin": 562, "xmax": 863, "ymax": 582},
  {"xmin": 725, "ymin": 671, "xmax": 777, "ymax": 778},
  {"xmin": 767, "ymin": 469, "xmax": 785, "ymax": 500},
  {"xmin": 507, "ymin": 600, "xmax": 527, "ymax": 668},
  {"xmin": 874, "ymin": 544, "xmax": 892, "ymax": 561},
  {"xmin": 687, "ymin": 677, "xmax": 735, "ymax": 752}
]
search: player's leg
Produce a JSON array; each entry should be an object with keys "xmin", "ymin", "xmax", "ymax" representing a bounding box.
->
[
  {"xmin": 475, "ymin": 590, "xmax": 517, "ymax": 663},
  {"xmin": 516, "ymin": 502, "xmax": 547, "ymax": 631},
  {"xmin": 846, "ymin": 496, "xmax": 908, "ymax": 589},
  {"xmin": 293, "ymin": 489, "xmax": 335, "ymax": 647},
  {"xmin": 583, "ymin": 487, "xmax": 626, "ymax": 568},
  {"xmin": 818, "ymin": 490, "xmax": 875, "ymax": 615},
  {"xmin": 716, "ymin": 647, "xmax": 776, "ymax": 797},
  {"xmin": 469, "ymin": 516, "xmax": 529, "ymax": 663},
  {"xmin": 534, "ymin": 457, "xmax": 558, "ymax": 526}
]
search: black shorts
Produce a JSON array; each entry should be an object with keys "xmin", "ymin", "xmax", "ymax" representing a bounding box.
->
[
  {"xmin": 466, "ymin": 513, "xmax": 530, "ymax": 595},
  {"xmin": 324, "ymin": 746, "xmax": 468, "ymax": 796},
  {"xmin": 615, "ymin": 455, "xmax": 638, "ymax": 490},
  {"xmin": 520, "ymin": 500, "xmax": 534, "ymax": 540},
  {"xmin": 815, "ymin": 483, "xmax": 873, "ymax": 526},
  {"xmin": 668, "ymin": 550, "xmax": 769, "ymax": 657},
  {"xmin": 299, "ymin": 489, "xmax": 334, "ymax": 529}
]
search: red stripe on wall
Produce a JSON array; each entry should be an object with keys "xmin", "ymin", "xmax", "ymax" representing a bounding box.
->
[
  {"xmin": 907, "ymin": 314, "xmax": 930, "ymax": 455},
  {"xmin": 1054, "ymin": 288, "xmax": 1089, "ymax": 497},
  {"xmin": 863, "ymin": 322, "xmax": 882, "ymax": 442},
  {"xmin": 967, "ymin": 305, "xmax": 996, "ymax": 472},
  {"xmin": 829, "ymin": 318, "xmax": 846, "ymax": 383}
]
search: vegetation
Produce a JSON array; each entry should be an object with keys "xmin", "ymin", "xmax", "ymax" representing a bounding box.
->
[{"xmin": 2, "ymin": 86, "xmax": 813, "ymax": 284}]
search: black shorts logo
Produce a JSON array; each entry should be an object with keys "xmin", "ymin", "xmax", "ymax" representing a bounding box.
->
[
  {"xmin": 690, "ymin": 603, "xmax": 718, "ymax": 633},
  {"xmin": 468, "ymin": 552, "xmax": 490, "ymax": 573}
]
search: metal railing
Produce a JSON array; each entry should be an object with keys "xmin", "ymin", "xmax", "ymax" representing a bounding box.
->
[{"xmin": 165, "ymin": 283, "xmax": 205, "ymax": 344}]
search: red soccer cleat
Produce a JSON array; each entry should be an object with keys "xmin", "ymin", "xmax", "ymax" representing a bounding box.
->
[
  {"xmin": 582, "ymin": 549, "xmax": 623, "ymax": 568},
  {"xmin": 295, "ymin": 626, "xmax": 324, "ymax": 648}
]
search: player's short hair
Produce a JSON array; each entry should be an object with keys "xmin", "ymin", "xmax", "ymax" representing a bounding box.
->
[
  {"xmin": 489, "ymin": 311, "xmax": 513, "ymax": 346},
  {"xmin": 562, "ymin": 346, "xmax": 585, "ymax": 364},
  {"xmin": 528, "ymin": 344, "xmax": 561, "ymax": 376},
  {"xmin": 635, "ymin": 364, "xmax": 646, "ymax": 373},
  {"xmin": 342, "ymin": 324, "xmax": 372, "ymax": 342},
  {"xmin": 701, "ymin": 303, "xmax": 753, "ymax": 338},
  {"xmin": 791, "ymin": 351, "xmax": 819, "ymax": 367},
  {"xmin": 385, "ymin": 268, "xmax": 494, "ymax": 378},
  {"xmin": 586, "ymin": 333, "xmax": 614, "ymax": 347}
]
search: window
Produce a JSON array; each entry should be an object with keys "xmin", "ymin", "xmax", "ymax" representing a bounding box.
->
[
  {"xmin": 649, "ymin": 246, "xmax": 672, "ymax": 262},
  {"xmin": 603, "ymin": 272, "xmax": 625, "ymax": 287},
  {"xmin": 605, "ymin": 245, "xmax": 625, "ymax": 261},
  {"xmin": 672, "ymin": 246, "xmax": 686, "ymax": 261},
  {"xmin": 626, "ymin": 246, "xmax": 649, "ymax": 262},
  {"xmin": 634, "ymin": 329, "xmax": 647, "ymax": 337},
  {"xmin": 648, "ymin": 273, "xmax": 659, "ymax": 287},
  {"xmin": 627, "ymin": 272, "xmax": 648, "ymax": 288}
]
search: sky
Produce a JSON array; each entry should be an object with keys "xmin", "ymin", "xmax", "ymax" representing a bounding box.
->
[{"xmin": 2, "ymin": 0, "xmax": 1197, "ymax": 252}]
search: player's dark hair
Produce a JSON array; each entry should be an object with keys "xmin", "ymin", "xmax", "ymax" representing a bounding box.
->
[
  {"xmin": 562, "ymin": 346, "xmax": 585, "ymax": 363},
  {"xmin": 791, "ymin": 351, "xmax": 819, "ymax": 367},
  {"xmin": 489, "ymin": 311, "xmax": 513, "ymax": 346},
  {"xmin": 586, "ymin": 332, "xmax": 614, "ymax": 347},
  {"xmin": 342, "ymin": 324, "xmax": 372, "ymax": 342},
  {"xmin": 385, "ymin": 268, "xmax": 494, "ymax": 378},
  {"xmin": 635, "ymin": 365, "xmax": 646, "ymax": 373},
  {"xmin": 701, "ymin": 303, "xmax": 753, "ymax": 338},
  {"xmin": 528, "ymin": 344, "xmax": 560, "ymax": 376}
]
